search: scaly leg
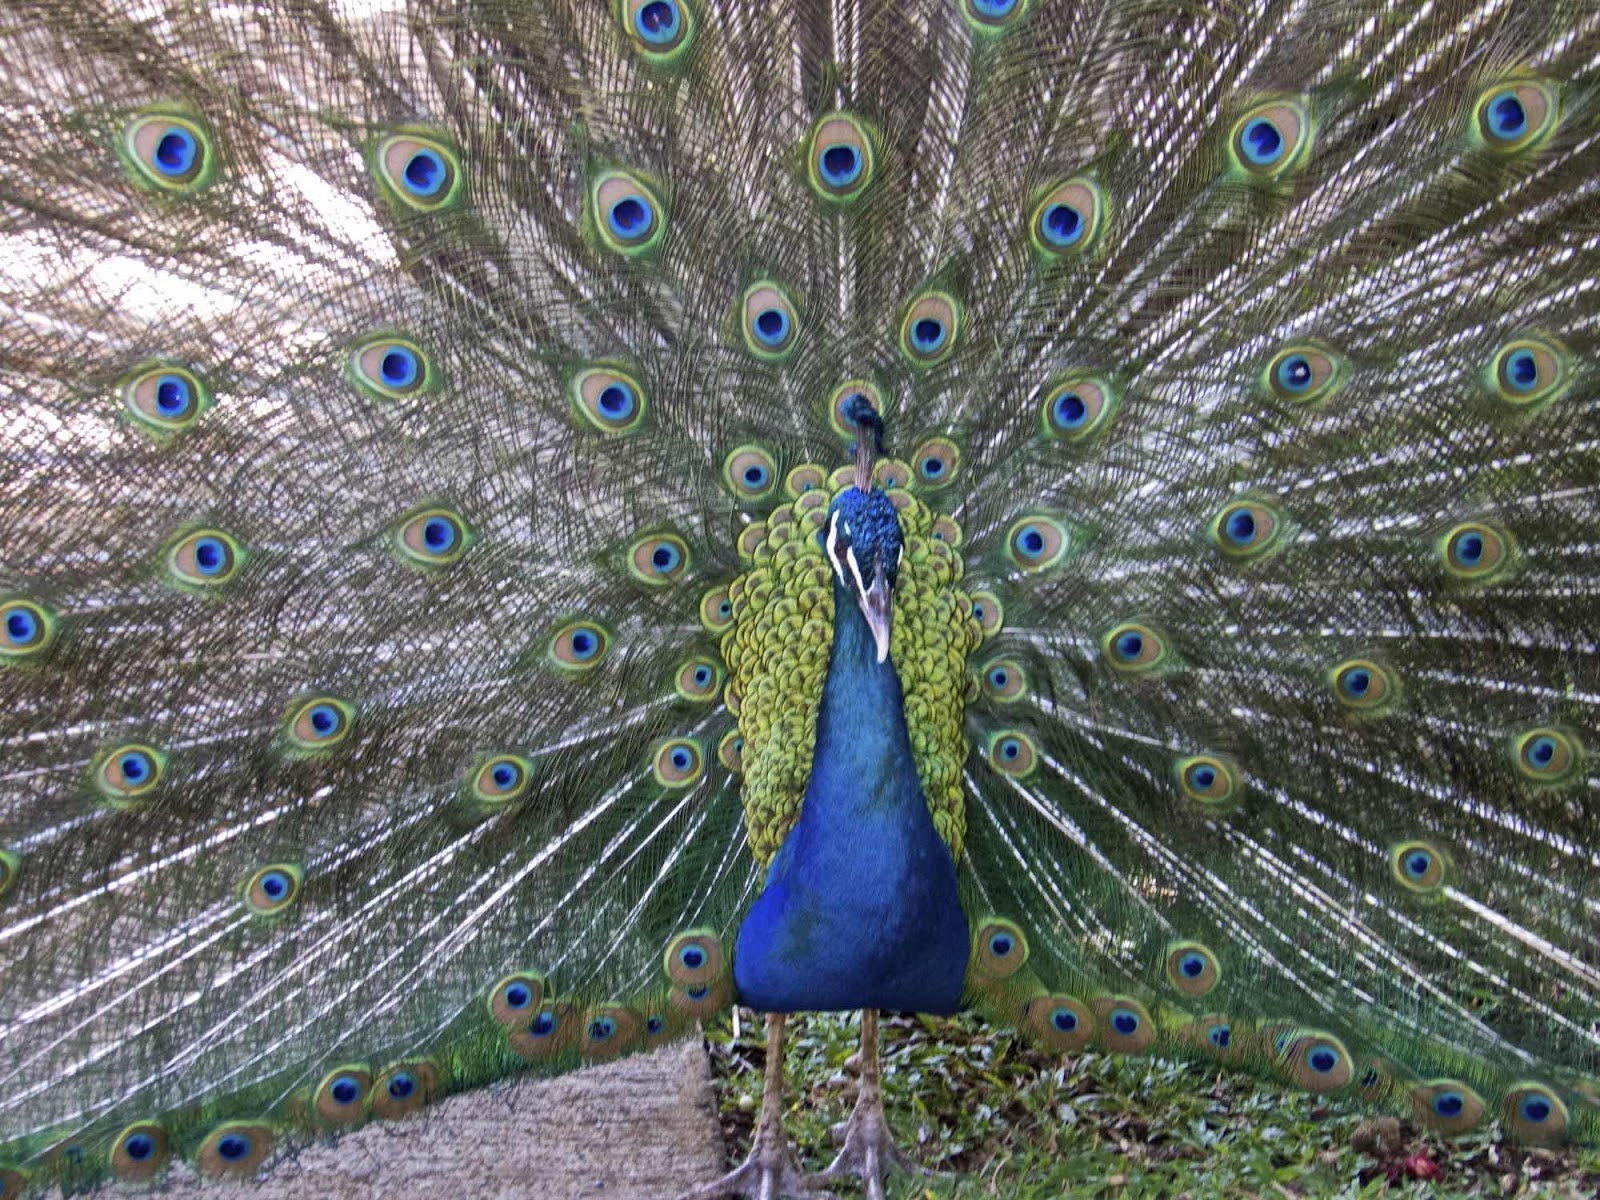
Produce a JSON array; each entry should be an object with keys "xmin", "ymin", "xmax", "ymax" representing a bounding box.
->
[
  {"xmin": 811, "ymin": 1010, "xmax": 929, "ymax": 1200},
  {"xmin": 676, "ymin": 1013, "xmax": 827, "ymax": 1200}
]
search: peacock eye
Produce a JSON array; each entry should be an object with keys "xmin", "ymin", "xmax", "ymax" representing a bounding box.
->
[
  {"xmin": 900, "ymin": 292, "xmax": 961, "ymax": 365},
  {"xmin": 1177, "ymin": 755, "xmax": 1236, "ymax": 804},
  {"xmin": 629, "ymin": 533, "xmax": 691, "ymax": 585},
  {"xmin": 1103, "ymin": 622, "xmax": 1166, "ymax": 673},
  {"xmin": 675, "ymin": 657, "xmax": 722, "ymax": 701},
  {"xmin": 395, "ymin": 508, "xmax": 471, "ymax": 568},
  {"xmin": 987, "ymin": 730, "xmax": 1037, "ymax": 777},
  {"xmin": 963, "ymin": 0, "xmax": 1024, "ymax": 29},
  {"xmin": 1005, "ymin": 516, "xmax": 1068, "ymax": 571},
  {"xmin": 1440, "ymin": 521, "xmax": 1511, "ymax": 582},
  {"xmin": 1229, "ymin": 98, "xmax": 1311, "ymax": 177},
  {"xmin": 243, "ymin": 864, "xmax": 302, "ymax": 915},
  {"xmin": 571, "ymin": 366, "xmax": 648, "ymax": 435},
  {"xmin": 472, "ymin": 755, "xmax": 532, "ymax": 803},
  {"xmin": 1490, "ymin": 337, "xmax": 1568, "ymax": 408},
  {"xmin": 122, "ymin": 111, "xmax": 216, "ymax": 193},
  {"xmin": 593, "ymin": 170, "xmax": 666, "ymax": 255},
  {"xmin": 286, "ymin": 696, "xmax": 354, "ymax": 750},
  {"xmin": 95, "ymin": 744, "xmax": 166, "ymax": 802},
  {"xmin": 121, "ymin": 363, "xmax": 213, "ymax": 434},
  {"xmin": 1390, "ymin": 841, "xmax": 1445, "ymax": 892},
  {"xmin": 1210, "ymin": 500, "xmax": 1283, "ymax": 558},
  {"xmin": 166, "ymin": 529, "xmax": 243, "ymax": 587},
  {"xmin": 549, "ymin": 619, "xmax": 610, "ymax": 671},
  {"xmin": 621, "ymin": 0, "xmax": 693, "ymax": 57},
  {"xmin": 1, "ymin": 598, "xmax": 55, "ymax": 659},
  {"xmin": 1029, "ymin": 178, "xmax": 1105, "ymax": 256},
  {"xmin": 349, "ymin": 336, "xmax": 433, "ymax": 401},
  {"xmin": 912, "ymin": 437, "xmax": 960, "ymax": 487},
  {"xmin": 741, "ymin": 284, "xmax": 800, "ymax": 359},
  {"xmin": 1165, "ymin": 941, "xmax": 1220, "ymax": 996},
  {"xmin": 1042, "ymin": 375, "xmax": 1115, "ymax": 441},
  {"xmin": 375, "ymin": 133, "xmax": 463, "ymax": 211},
  {"xmin": 1266, "ymin": 344, "xmax": 1341, "ymax": 404},
  {"xmin": 1513, "ymin": 727, "xmax": 1579, "ymax": 783},
  {"xmin": 723, "ymin": 445, "xmax": 778, "ymax": 500},
  {"xmin": 653, "ymin": 737, "xmax": 705, "ymax": 787},
  {"xmin": 1473, "ymin": 80, "xmax": 1559, "ymax": 153},
  {"xmin": 809, "ymin": 113, "xmax": 874, "ymax": 201}
]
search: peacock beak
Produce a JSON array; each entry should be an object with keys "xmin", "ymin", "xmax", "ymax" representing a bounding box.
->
[{"xmin": 859, "ymin": 565, "xmax": 893, "ymax": 664}]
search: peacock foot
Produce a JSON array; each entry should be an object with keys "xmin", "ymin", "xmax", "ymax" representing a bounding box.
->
[
  {"xmin": 807, "ymin": 1010, "xmax": 939, "ymax": 1200},
  {"xmin": 676, "ymin": 1012, "xmax": 835, "ymax": 1200},
  {"xmin": 674, "ymin": 1128, "xmax": 828, "ymax": 1200}
]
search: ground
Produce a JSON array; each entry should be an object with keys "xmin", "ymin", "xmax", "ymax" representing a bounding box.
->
[{"xmin": 705, "ymin": 1011, "xmax": 1600, "ymax": 1199}]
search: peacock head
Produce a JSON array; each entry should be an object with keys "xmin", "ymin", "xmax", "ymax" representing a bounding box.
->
[{"xmin": 824, "ymin": 488, "xmax": 903, "ymax": 664}]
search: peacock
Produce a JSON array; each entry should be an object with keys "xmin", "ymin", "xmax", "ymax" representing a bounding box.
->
[{"xmin": 1, "ymin": 0, "xmax": 1597, "ymax": 1196}]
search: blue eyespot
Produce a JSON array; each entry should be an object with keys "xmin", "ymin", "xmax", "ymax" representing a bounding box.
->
[
  {"xmin": 217, "ymin": 1133, "xmax": 251, "ymax": 1160},
  {"xmin": 1405, "ymin": 850, "xmax": 1432, "ymax": 879},
  {"xmin": 693, "ymin": 665, "xmax": 712, "ymax": 687},
  {"xmin": 309, "ymin": 704, "xmax": 339, "ymax": 737},
  {"xmin": 647, "ymin": 1015, "xmax": 665, "ymax": 1034},
  {"xmin": 1240, "ymin": 116, "xmax": 1284, "ymax": 165},
  {"xmin": 380, "ymin": 347, "xmax": 420, "ymax": 389},
  {"xmin": 1014, "ymin": 524, "xmax": 1047, "ymax": 559},
  {"xmin": 653, "ymin": 544, "xmax": 681, "ymax": 572},
  {"xmin": 608, "ymin": 194, "xmax": 654, "ymax": 239},
  {"xmin": 1111, "ymin": 1008, "xmax": 1140, "ymax": 1036},
  {"xmin": 1526, "ymin": 735, "xmax": 1557, "ymax": 767},
  {"xmin": 402, "ymin": 149, "xmax": 447, "ymax": 198},
  {"xmin": 124, "ymin": 1132, "xmax": 156, "ymax": 1160},
  {"xmin": 998, "ymin": 737, "xmax": 1022, "ymax": 761},
  {"xmin": 505, "ymin": 981, "xmax": 535, "ymax": 1010},
  {"xmin": 988, "ymin": 932, "xmax": 1014, "ymax": 957},
  {"xmin": 680, "ymin": 945, "xmax": 706, "ymax": 969},
  {"xmin": 155, "ymin": 374, "xmax": 192, "ymax": 417},
  {"xmin": 330, "ymin": 1075, "xmax": 362, "ymax": 1105},
  {"xmin": 532, "ymin": 1011, "xmax": 557, "ymax": 1037},
  {"xmin": 423, "ymin": 517, "xmax": 457, "ymax": 554},
  {"xmin": 742, "ymin": 463, "xmax": 771, "ymax": 489},
  {"xmin": 1208, "ymin": 1025, "xmax": 1231, "ymax": 1049},
  {"xmin": 1433, "ymin": 1090, "xmax": 1465, "ymax": 1118},
  {"xmin": 1041, "ymin": 202, "xmax": 1084, "ymax": 247},
  {"xmin": 1360, "ymin": 1068, "xmax": 1380, "ymax": 1089},
  {"xmin": 1342, "ymin": 667, "xmax": 1371, "ymax": 697},
  {"xmin": 988, "ymin": 667, "xmax": 1008, "ymax": 688},
  {"xmin": 972, "ymin": 602, "xmax": 986, "ymax": 621},
  {"xmin": 1179, "ymin": 952, "xmax": 1206, "ymax": 978},
  {"xmin": 1051, "ymin": 391, "xmax": 1088, "ymax": 429},
  {"xmin": 118, "ymin": 751, "xmax": 152, "ymax": 785},
  {"xmin": 819, "ymin": 143, "xmax": 862, "ymax": 188},
  {"xmin": 1520, "ymin": 1095, "xmax": 1553, "ymax": 1123},
  {"xmin": 752, "ymin": 307, "xmax": 790, "ymax": 347},
  {"xmin": 187, "ymin": 535, "xmax": 227, "ymax": 577},
  {"xmin": 154, "ymin": 126, "xmax": 198, "ymax": 177},
  {"xmin": 588, "ymin": 1017, "xmax": 617, "ymax": 1042},
  {"xmin": 492, "ymin": 763, "xmax": 520, "ymax": 791},
  {"xmin": 1309, "ymin": 1047, "xmax": 1338, "ymax": 1073},
  {"xmin": 1115, "ymin": 631, "xmax": 1144, "ymax": 660},
  {"xmin": 387, "ymin": 1072, "xmax": 417, "ymax": 1100},
  {"xmin": 635, "ymin": 0, "xmax": 681, "ymax": 43},
  {"xmin": 5, "ymin": 609, "xmax": 38, "ymax": 646},
  {"xmin": 973, "ymin": 0, "xmax": 1018, "ymax": 13},
  {"xmin": 910, "ymin": 317, "xmax": 947, "ymax": 354},
  {"xmin": 1486, "ymin": 90, "xmax": 1527, "ymax": 141},
  {"xmin": 1051, "ymin": 1007, "xmax": 1078, "ymax": 1033},
  {"xmin": 1275, "ymin": 353, "xmax": 1313, "ymax": 393},
  {"xmin": 1189, "ymin": 765, "xmax": 1217, "ymax": 790},
  {"xmin": 686, "ymin": 984, "xmax": 709, "ymax": 1000},
  {"xmin": 598, "ymin": 382, "xmax": 636, "ymax": 419},
  {"xmin": 1454, "ymin": 531, "xmax": 1484, "ymax": 566},
  {"xmin": 1224, "ymin": 510, "xmax": 1256, "ymax": 545},
  {"xmin": 1504, "ymin": 348, "xmax": 1539, "ymax": 392},
  {"xmin": 671, "ymin": 746, "xmax": 692, "ymax": 770},
  {"xmin": 259, "ymin": 869, "xmax": 291, "ymax": 900}
]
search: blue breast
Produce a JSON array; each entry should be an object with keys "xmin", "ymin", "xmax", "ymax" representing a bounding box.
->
[{"xmin": 733, "ymin": 580, "xmax": 970, "ymax": 1013}]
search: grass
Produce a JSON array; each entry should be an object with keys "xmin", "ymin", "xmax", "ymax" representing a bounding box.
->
[{"xmin": 703, "ymin": 1011, "xmax": 1600, "ymax": 1198}]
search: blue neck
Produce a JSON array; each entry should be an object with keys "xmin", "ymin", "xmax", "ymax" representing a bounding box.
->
[{"xmin": 731, "ymin": 579, "xmax": 970, "ymax": 1013}]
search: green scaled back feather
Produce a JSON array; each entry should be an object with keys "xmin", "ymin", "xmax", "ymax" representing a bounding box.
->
[{"xmin": 0, "ymin": 0, "xmax": 1598, "ymax": 1190}]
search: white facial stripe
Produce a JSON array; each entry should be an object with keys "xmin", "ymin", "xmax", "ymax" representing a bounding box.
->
[
  {"xmin": 845, "ymin": 545, "xmax": 869, "ymax": 598},
  {"xmin": 825, "ymin": 510, "xmax": 846, "ymax": 583}
]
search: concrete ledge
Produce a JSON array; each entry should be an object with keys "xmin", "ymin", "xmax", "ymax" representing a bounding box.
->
[{"xmin": 116, "ymin": 1041, "xmax": 726, "ymax": 1199}]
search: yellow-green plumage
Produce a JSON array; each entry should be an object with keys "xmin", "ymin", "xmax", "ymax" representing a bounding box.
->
[{"xmin": 725, "ymin": 470, "xmax": 978, "ymax": 863}]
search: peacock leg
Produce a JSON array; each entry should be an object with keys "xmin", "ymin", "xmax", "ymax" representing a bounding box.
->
[
  {"xmin": 676, "ymin": 1012, "xmax": 825, "ymax": 1200},
  {"xmin": 810, "ymin": 1010, "xmax": 927, "ymax": 1200}
]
